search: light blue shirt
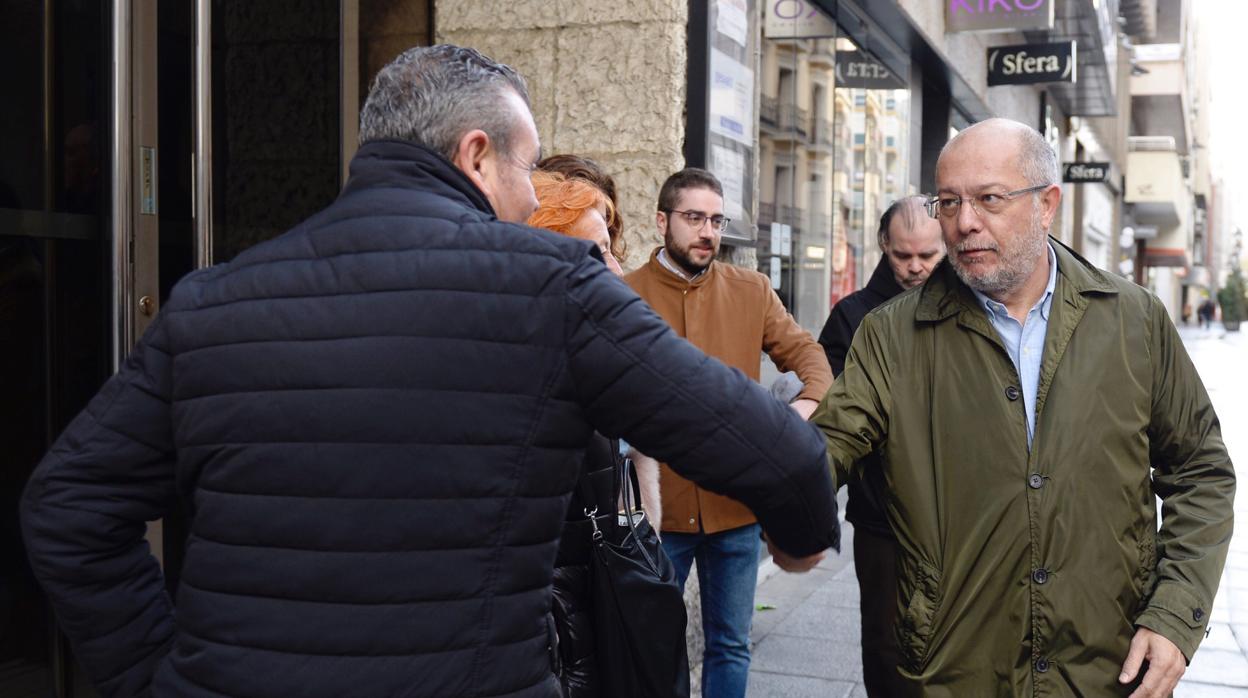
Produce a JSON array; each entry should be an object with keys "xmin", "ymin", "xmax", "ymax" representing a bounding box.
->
[{"xmin": 970, "ymin": 243, "xmax": 1058, "ymax": 447}]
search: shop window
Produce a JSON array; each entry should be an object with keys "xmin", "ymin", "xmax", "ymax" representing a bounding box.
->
[{"xmin": 752, "ymin": 0, "xmax": 912, "ymax": 336}]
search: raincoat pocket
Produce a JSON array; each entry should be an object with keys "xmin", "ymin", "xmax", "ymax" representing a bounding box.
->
[{"xmin": 896, "ymin": 550, "xmax": 942, "ymax": 673}]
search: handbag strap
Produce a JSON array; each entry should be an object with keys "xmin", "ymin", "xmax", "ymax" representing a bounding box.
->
[{"xmin": 575, "ymin": 451, "xmax": 660, "ymax": 574}]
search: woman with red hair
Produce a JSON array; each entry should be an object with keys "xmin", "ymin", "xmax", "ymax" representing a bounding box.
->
[
  {"xmin": 528, "ymin": 171, "xmax": 623, "ymax": 276},
  {"xmin": 529, "ymin": 163, "xmax": 672, "ymax": 698}
]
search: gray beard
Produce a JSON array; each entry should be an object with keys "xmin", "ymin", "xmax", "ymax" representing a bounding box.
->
[{"xmin": 951, "ymin": 210, "xmax": 1047, "ymax": 297}]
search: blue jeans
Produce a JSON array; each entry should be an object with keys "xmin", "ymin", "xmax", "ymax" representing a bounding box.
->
[{"xmin": 662, "ymin": 523, "xmax": 761, "ymax": 698}]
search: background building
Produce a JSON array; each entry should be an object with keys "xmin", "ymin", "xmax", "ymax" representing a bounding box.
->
[{"xmin": 0, "ymin": 1, "xmax": 1210, "ymax": 694}]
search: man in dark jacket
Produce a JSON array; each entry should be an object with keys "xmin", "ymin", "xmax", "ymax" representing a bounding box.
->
[
  {"xmin": 19, "ymin": 45, "xmax": 839, "ymax": 698},
  {"xmin": 815, "ymin": 194, "xmax": 943, "ymax": 697}
]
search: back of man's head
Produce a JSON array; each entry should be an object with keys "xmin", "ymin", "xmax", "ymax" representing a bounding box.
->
[
  {"xmin": 359, "ymin": 45, "xmax": 530, "ymax": 162},
  {"xmin": 657, "ymin": 168, "xmax": 723, "ymax": 212},
  {"xmin": 877, "ymin": 195, "xmax": 929, "ymax": 249}
]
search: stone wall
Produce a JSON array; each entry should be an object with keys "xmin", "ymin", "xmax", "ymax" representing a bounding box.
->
[
  {"xmin": 436, "ymin": 0, "xmax": 690, "ymax": 271},
  {"xmin": 214, "ymin": 0, "xmax": 342, "ymax": 262}
]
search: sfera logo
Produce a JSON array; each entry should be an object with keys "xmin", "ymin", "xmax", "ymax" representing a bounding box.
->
[
  {"xmin": 1067, "ymin": 164, "xmax": 1104, "ymax": 179},
  {"xmin": 991, "ymin": 49, "xmax": 1069, "ymax": 77},
  {"xmin": 1062, "ymin": 162, "xmax": 1110, "ymax": 183},
  {"xmin": 986, "ymin": 41, "xmax": 1076, "ymax": 86}
]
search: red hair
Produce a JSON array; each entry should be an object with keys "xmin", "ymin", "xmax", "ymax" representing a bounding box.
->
[{"xmin": 527, "ymin": 171, "xmax": 616, "ymax": 248}]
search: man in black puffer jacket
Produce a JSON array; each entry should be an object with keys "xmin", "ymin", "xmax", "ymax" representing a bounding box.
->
[{"xmin": 20, "ymin": 45, "xmax": 839, "ymax": 698}]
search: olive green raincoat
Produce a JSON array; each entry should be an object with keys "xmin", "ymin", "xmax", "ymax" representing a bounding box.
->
[{"xmin": 813, "ymin": 240, "xmax": 1235, "ymax": 696}]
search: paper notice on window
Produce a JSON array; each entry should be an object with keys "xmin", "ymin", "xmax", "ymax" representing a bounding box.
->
[
  {"xmin": 716, "ymin": 0, "xmax": 750, "ymax": 47},
  {"xmin": 710, "ymin": 144, "xmax": 746, "ymax": 221},
  {"xmin": 710, "ymin": 49, "xmax": 754, "ymax": 147}
]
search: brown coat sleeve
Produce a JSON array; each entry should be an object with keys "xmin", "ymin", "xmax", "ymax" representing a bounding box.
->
[{"xmin": 761, "ymin": 282, "xmax": 833, "ymax": 402}]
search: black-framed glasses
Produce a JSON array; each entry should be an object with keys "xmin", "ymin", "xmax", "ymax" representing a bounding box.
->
[
  {"xmin": 925, "ymin": 184, "xmax": 1051, "ymax": 220},
  {"xmin": 664, "ymin": 209, "xmax": 731, "ymax": 232}
]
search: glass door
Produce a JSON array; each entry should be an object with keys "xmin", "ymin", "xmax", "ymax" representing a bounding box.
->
[{"xmin": 0, "ymin": 1, "xmax": 112, "ymax": 695}]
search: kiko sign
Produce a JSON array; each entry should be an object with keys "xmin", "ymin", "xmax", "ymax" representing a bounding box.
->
[
  {"xmin": 987, "ymin": 41, "xmax": 1076, "ymax": 86},
  {"xmin": 947, "ymin": 0, "xmax": 1054, "ymax": 33}
]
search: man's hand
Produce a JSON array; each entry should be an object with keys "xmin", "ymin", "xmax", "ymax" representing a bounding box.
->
[
  {"xmin": 790, "ymin": 398, "xmax": 818, "ymax": 421},
  {"xmin": 764, "ymin": 534, "xmax": 825, "ymax": 573},
  {"xmin": 1120, "ymin": 626, "xmax": 1186, "ymax": 697}
]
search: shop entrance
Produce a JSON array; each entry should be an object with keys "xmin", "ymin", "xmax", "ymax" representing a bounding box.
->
[{"xmin": 0, "ymin": 2, "xmax": 429, "ymax": 695}]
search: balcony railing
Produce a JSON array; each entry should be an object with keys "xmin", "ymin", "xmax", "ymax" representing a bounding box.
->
[
  {"xmin": 778, "ymin": 204, "xmax": 802, "ymax": 227},
  {"xmin": 811, "ymin": 118, "xmax": 834, "ymax": 146},
  {"xmin": 778, "ymin": 104, "xmax": 808, "ymax": 136},
  {"xmin": 760, "ymin": 95, "xmax": 779, "ymax": 127}
]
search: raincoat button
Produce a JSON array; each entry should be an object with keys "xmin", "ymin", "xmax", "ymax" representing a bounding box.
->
[
  {"xmin": 1193, "ymin": 608, "xmax": 1205, "ymax": 622},
  {"xmin": 1028, "ymin": 474, "xmax": 1044, "ymax": 489},
  {"xmin": 1005, "ymin": 386, "xmax": 1021, "ymax": 401},
  {"xmin": 1032, "ymin": 568, "xmax": 1049, "ymax": 584},
  {"xmin": 1035, "ymin": 657, "xmax": 1050, "ymax": 673}
]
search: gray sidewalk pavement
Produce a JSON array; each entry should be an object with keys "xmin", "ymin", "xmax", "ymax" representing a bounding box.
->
[{"xmin": 746, "ymin": 326, "xmax": 1248, "ymax": 697}]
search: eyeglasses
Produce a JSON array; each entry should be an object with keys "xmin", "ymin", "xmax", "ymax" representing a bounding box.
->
[
  {"xmin": 664, "ymin": 209, "xmax": 731, "ymax": 232},
  {"xmin": 925, "ymin": 184, "xmax": 1051, "ymax": 220}
]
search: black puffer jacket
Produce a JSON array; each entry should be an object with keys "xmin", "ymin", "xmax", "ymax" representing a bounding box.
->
[{"xmin": 20, "ymin": 140, "xmax": 839, "ymax": 698}]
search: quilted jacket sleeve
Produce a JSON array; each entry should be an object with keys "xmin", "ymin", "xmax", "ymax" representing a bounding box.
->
[
  {"xmin": 20, "ymin": 313, "xmax": 178, "ymax": 697},
  {"xmin": 1136, "ymin": 295, "xmax": 1236, "ymax": 660},
  {"xmin": 562, "ymin": 255, "xmax": 839, "ymax": 557}
]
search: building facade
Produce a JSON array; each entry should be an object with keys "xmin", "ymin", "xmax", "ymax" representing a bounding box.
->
[{"xmin": 0, "ymin": 1, "xmax": 1205, "ymax": 695}]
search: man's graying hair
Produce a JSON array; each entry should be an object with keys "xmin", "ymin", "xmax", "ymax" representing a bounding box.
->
[
  {"xmin": 358, "ymin": 45, "xmax": 530, "ymax": 161},
  {"xmin": 1017, "ymin": 126, "xmax": 1060, "ymax": 188},
  {"xmin": 878, "ymin": 195, "xmax": 929, "ymax": 249},
  {"xmin": 941, "ymin": 118, "xmax": 1059, "ymax": 189}
]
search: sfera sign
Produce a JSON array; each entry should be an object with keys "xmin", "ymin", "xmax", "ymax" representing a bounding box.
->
[
  {"xmin": 1062, "ymin": 162, "xmax": 1110, "ymax": 183},
  {"xmin": 987, "ymin": 41, "xmax": 1076, "ymax": 86},
  {"xmin": 947, "ymin": 0, "xmax": 1054, "ymax": 33}
]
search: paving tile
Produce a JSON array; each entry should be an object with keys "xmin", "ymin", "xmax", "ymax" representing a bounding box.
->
[
  {"xmin": 1184, "ymin": 648, "xmax": 1248, "ymax": 687},
  {"xmin": 746, "ymin": 671, "xmax": 856, "ymax": 698},
  {"xmin": 1202, "ymin": 623, "xmax": 1243, "ymax": 653},
  {"xmin": 1227, "ymin": 551, "xmax": 1248, "ymax": 571},
  {"xmin": 772, "ymin": 600, "xmax": 862, "ymax": 643},
  {"xmin": 806, "ymin": 580, "xmax": 863, "ymax": 609},
  {"xmin": 751, "ymin": 633, "xmax": 865, "ymax": 683},
  {"xmin": 750, "ymin": 599, "xmax": 799, "ymax": 641},
  {"xmin": 1232, "ymin": 624, "xmax": 1248, "ymax": 656},
  {"xmin": 1174, "ymin": 682, "xmax": 1248, "ymax": 698}
]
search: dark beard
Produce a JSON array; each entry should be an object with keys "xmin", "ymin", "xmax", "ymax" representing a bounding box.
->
[{"xmin": 666, "ymin": 242, "xmax": 714, "ymax": 277}]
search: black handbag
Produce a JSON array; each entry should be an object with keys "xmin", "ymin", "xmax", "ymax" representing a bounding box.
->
[{"xmin": 579, "ymin": 457, "xmax": 690, "ymax": 698}]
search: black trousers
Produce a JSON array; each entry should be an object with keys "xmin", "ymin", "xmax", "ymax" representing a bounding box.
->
[{"xmin": 854, "ymin": 527, "xmax": 901, "ymax": 697}]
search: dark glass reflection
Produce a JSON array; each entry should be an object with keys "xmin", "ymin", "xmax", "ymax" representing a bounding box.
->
[{"xmin": 0, "ymin": 1, "xmax": 110, "ymax": 696}]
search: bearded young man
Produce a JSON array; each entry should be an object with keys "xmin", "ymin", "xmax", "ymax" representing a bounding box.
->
[
  {"xmin": 796, "ymin": 118, "xmax": 1234, "ymax": 697},
  {"xmin": 625, "ymin": 167, "xmax": 833, "ymax": 698}
]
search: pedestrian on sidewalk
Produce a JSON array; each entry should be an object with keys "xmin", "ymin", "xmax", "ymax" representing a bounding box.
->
[
  {"xmin": 815, "ymin": 194, "xmax": 944, "ymax": 697},
  {"xmin": 1199, "ymin": 297, "xmax": 1217, "ymax": 329},
  {"xmin": 19, "ymin": 45, "xmax": 840, "ymax": 698},
  {"xmin": 626, "ymin": 168, "xmax": 835, "ymax": 698},
  {"xmin": 796, "ymin": 118, "xmax": 1235, "ymax": 697}
]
